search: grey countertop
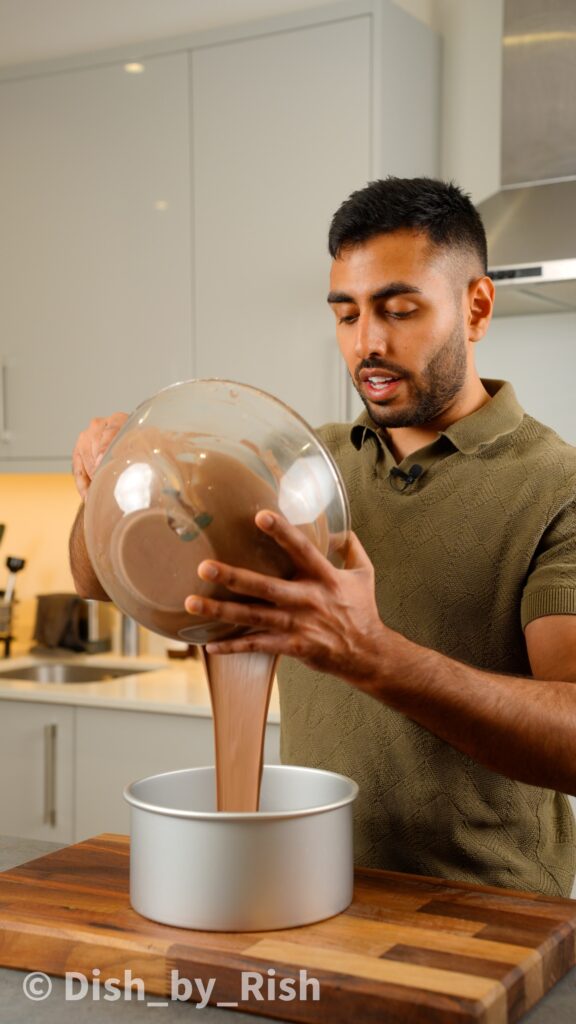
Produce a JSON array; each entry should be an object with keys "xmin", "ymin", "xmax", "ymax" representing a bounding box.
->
[{"xmin": 0, "ymin": 836, "xmax": 574, "ymax": 1024}]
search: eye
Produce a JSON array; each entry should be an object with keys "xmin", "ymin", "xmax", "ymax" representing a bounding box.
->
[
  {"xmin": 338, "ymin": 314, "xmax": 358, "ymax": 325},
  {"xmin": 386, "ymin": 310, "xmax": 415, "ymax": 320}
]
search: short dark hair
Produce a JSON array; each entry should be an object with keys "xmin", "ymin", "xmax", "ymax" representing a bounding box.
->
[{"xmin": 328, "ymin": 176, "xmax": 487, "ymax": 274}]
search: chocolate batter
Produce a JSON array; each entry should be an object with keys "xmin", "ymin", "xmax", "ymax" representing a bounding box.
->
[{"xmin": 200, "ymin": 649, "xmax": 278, "ymax": 812}]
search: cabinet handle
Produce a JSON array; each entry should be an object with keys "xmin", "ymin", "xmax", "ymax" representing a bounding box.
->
[
  {"xmin": 0, "ymin": 358, "xmax": 10, "ymax": 443},
  {"xmin": 43, "ymin": 724, "xmax": 57, "ymax": 827}
]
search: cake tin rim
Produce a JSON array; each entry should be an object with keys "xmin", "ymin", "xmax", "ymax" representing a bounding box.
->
[{"xmin": 123, "ymin": 763, "xmax": 359, "ymax": 821}]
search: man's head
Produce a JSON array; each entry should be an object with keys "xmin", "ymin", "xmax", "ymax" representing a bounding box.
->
[
  {"xmin": 329, "ymin": 176, "xmax": 487, "ymax": 275},
  {"xmin": 327, "ymin": 177, "xmax": 494, "ymax": 431}
]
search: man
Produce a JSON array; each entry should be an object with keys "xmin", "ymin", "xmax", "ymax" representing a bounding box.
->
[{"xmin": 71, "ymin": 177, "xmax": 576, "ymax": 897}]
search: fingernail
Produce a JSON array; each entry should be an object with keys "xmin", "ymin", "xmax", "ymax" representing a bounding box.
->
[
  {"xmin": 186, "ymin": 598, "xmax": 203, "ymax": 613},
  {"xmin": 94, "ymin": 452, "xmax": 104, "ymax": 469},
  {"xmin": 258, "ymin": 512, "xmax": 274, "ymax": 529},
  {"xmin": 199, "ymin": 562, "xmax": 219, "ymax": 580}
]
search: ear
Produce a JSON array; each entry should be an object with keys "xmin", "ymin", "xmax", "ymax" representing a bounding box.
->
[{"xmin": 467, "ymin": 276, "xmax": 495, "ymax": 341}]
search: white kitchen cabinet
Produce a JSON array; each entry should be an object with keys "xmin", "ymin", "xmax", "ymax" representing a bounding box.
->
[
  {"xmin": 0, "ymin": 1, "xmax": 439, "ymax": 468},
  {"xmin": 0, "ymin": 698, "xmax": 279, "ymax": 843},
  {"xmin": 191, "ymin": 17, "xmax": 371, "ymax": 428},
  {"xmin": 74, "ymin": 706, "xmax": 280, "ymax": 841},
  {"xmin": 191, "ymin": 3, "xmax": 439, "ymax": 428},
  {"xmin": 0, "ymin": 52, "xmax": 192, "ymax": 469},
  {"xmin": 0, "ymin": 701, "xmax": 75, "ymax": 842}
]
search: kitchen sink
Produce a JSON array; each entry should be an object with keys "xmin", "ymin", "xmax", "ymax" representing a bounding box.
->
[{"xmin": 0, "ymin": 663, "xmax": 155, "ymax": 684}]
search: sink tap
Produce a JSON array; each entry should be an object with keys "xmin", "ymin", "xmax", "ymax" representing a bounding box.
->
[
  {"xmin": 84, "ymin": 598, "xmax": 112, "ymax": 653},
  {"xmin": 120, "ymin": 613, "xmax": 140, "ymax": 656}
]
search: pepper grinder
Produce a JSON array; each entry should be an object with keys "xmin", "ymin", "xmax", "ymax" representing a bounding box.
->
[
  {"xmin": 3, "ymin": 556, "xmax": 26, "ymax": 605},
  {"xmin": 1, "ymin": 556, "xmax": 26, "ymax": 658}
]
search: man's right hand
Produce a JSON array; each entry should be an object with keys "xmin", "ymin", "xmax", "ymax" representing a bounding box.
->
[{"xmin": 72, "ymin": 413, "xmax": 128, "ymax": 500}]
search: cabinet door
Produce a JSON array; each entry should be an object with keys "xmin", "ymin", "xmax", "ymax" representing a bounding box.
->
[
  {"xmin": 74, "ymin": 707, "xmax": 280, "ymax": 840},
  {"xmin": 0, "ymin": 53, "xmax": 192, "ymax": 465},
  {"xmin": 192, "ymin": 16, "xmax": 371, "ymax": 429},
  {"xmin": 0, "ymin": 701, "xmax": 74, "ymax": 842}
]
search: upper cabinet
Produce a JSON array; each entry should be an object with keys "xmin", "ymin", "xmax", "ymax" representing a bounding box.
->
[
  {"xmin": 191, "ymin": 16, "xmax": 371, "ymax": 429},
  {"xmin": 191, "ymin": 3, "xmax": 439, "ymax": 430},
  {"xmin": 0, "ymin": 53, "xmax": 193, "ymax": 468},
  {"xmin": 0, "ymin": 1, "xmax": 439, "ymax": 470}
]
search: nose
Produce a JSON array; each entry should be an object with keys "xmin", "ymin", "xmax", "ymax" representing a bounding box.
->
[{"xmin": 353, "ymin": 311, "xmax": 389, "ymax": 361}]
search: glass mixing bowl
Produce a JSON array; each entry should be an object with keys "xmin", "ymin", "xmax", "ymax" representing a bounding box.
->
[{"xmin": 84, "ymin": 379, "xmax": 350, "ymax": 644}]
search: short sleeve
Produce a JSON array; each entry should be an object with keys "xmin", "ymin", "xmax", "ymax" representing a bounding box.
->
[{"xmin": 521, "ymin": 497, "xmax": 576, "ymax": 629}]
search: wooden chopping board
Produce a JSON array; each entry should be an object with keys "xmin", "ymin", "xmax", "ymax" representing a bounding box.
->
[{"xmin": 0, "ymin": 834, "xmax": 574, "ymax": 1024}]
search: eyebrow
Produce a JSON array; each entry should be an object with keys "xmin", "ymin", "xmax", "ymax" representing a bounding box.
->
[{"xmin": 327, "ymin": 282, "xmax": 424, "ymax": 304}]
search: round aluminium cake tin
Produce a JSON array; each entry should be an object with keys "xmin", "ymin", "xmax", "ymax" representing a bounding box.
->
[{"xmin": 124, "ymin": 764, "xmax": 359, "ymax": 932}]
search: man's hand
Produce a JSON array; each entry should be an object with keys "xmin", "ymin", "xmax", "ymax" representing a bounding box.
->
[
  {"xmin": 69, "ymin": 411, "xmax": 128, "ymax": 598},
  {"xmin": 184, "ymin": 509, "xmax": 576, "ymax": 793},
  {"xmin": 72, "ymin": 413, "xmax": 128, "ymax": 500},
  {"xmin": 185, "ymin": 510, "xmax": 387, "ymax": 685}
]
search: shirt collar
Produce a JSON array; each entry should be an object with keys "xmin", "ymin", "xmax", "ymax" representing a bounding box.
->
[{"xmin": 349, "ymin": 380, "xmax": 525, "ymax": 455}]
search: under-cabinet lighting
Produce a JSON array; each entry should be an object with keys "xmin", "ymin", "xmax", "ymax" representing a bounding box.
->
[{"xmin": 504, "ymin": 31, "xmax": 576, "ymax": 47}]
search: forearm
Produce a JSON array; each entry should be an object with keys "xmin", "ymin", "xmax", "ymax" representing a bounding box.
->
[
  {"xmin": 370, "ymin": 630, "xmax": 576, "ymax": 794},
  {"xmin": 69, "ymin": 503, "xmax": 109, "ymax": 601},
  {"xmin": 184, "ymin": 514, "xmax": 576, "ymax": 794}
]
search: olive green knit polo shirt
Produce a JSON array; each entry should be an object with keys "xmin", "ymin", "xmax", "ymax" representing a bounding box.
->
[{"xmin": 277, "ymin": 379, "xmax": 576, "ymax": 896}]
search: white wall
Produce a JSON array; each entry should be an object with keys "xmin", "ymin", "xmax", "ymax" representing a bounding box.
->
[
  {"xmin": 394, "ymin": 0, "xmax": 503, "ymax": 203},
  {"xmin": 476, "ymin": 313, "xmax": 576, "ymax": 445},
  {"xmin": 430, "ymin": 0, "xmax": 576, "ymax": 451},
  {"xmin": 436, "ymin": 0, "xmax": 502, "ymax": 201},
  {"xmin": 393, "ymin": 0, "xmax": 438, "ymax": 28}
]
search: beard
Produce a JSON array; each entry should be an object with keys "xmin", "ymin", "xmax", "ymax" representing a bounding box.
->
[{"xmin": 353, "ymin": 317, "xmax": 468, "ymax": 429}]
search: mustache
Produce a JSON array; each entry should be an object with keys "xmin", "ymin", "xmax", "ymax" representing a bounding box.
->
[{"xmin": 353, "ymin": 358, "xmax": 410, "ymax": 383}]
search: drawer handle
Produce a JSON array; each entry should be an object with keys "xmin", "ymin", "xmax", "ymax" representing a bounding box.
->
[{"xmin": 43, "ymin": 724, "xmax": 57, "ymax": 827}]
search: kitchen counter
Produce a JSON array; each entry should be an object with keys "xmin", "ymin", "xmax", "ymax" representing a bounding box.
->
[
  {"xmin": 0, "ymin": 654, "xmax": 280, "ymax": 720},
  {"xmin": 0, "ymin": 838, "xmax": 574, "ymax": 1024}
]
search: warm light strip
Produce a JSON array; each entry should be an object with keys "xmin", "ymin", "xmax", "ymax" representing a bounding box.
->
[{"xmin": 504, "ymin": 30, "xmax": 576, "ymax": 46}]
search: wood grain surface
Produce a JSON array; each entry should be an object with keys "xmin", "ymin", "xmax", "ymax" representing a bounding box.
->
[{"xmin": 0, "ymin": 834, "xmax": 574, "ymax": 1024}]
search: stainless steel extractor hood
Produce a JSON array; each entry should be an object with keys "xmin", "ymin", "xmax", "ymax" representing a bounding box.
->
[{"xmin": 477, "ymin": 0, "xmax": 576, "ymax": 316}]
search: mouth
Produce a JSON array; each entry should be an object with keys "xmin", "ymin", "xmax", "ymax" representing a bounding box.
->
[{"xmin": 358, "ymin": 370, "xmax": 404, "ymax": 401}]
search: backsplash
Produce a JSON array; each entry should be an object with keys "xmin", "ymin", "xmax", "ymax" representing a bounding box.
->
[{"xmin": 0, "ymin": 474, "xmax": 163, "ymax": 657}]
